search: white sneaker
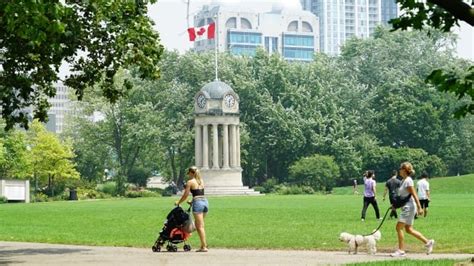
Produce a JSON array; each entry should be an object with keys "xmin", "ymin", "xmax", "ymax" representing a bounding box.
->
[
  {"xmin": 425, "ymin": 239, "xmax": 435, "ymax": 254},
  {"xmin": 361, "ymin": 218, "xmax": 365, "ymax": 222},
  {"xmin": 390, "ymin": 250, "xmax": 406, "ymax": 257}
]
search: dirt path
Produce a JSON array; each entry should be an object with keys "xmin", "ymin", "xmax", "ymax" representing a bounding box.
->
[{"xmin": 0, "ymin": 241, "xmax": 472, "ymax": 265}]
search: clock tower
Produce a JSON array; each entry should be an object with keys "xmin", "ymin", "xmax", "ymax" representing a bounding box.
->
[{"xmin": 194, "ymin": 81, "xmax": 259, "ymax": 195}]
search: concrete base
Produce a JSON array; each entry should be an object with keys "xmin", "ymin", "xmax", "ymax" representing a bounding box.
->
[
  {"xmin": 201, "ymin": 168, "xmax": 243, "ymax": 187},
  {"xmin": 199, "ymin": 169, "xmax": 261, "ymax": 196}
]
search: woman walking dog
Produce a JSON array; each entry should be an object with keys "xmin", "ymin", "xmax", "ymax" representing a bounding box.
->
[
  {"xmin": 391, "ymin": 162, "xmax": 434, "ymax": 257},
  {"xmin": 175, "ymin": 166, "xmax": 209, "ymax": 252}
]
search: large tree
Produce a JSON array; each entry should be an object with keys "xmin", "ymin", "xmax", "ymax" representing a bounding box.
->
[
  {"xmin": 392, "ymin": 0, "xmax": 474, "ymax": 117},
  {"xmin": 0, "ymin": 1, "xmax": 163, "ymax": 130}
]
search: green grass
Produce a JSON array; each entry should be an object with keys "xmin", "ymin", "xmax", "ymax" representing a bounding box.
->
[{"xmin": 0, "ymin": 175, "xmax": 473, "ymax": 253}]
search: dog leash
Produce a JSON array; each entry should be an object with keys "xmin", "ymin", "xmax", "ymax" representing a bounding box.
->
[{"xmin": 362, "ymin": 207, "xmax": 391, "ymax": 237}]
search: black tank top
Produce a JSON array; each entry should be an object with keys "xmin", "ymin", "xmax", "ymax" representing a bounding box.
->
[{"xmin": 191, "ymin": 188, "xmax": 204, "ymax": 197}]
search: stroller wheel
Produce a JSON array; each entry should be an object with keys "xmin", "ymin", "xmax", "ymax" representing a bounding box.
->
[
  {"xmin": 183, "ymin": 244, "xmax": 191, "ymax": 252},
  {"xmin": 152, "ymin": 246, "xmax": 161, "ymax": 252},
  {"xmin": 167, "ymin": 244, "xmax": 178, "ymax": 252}
]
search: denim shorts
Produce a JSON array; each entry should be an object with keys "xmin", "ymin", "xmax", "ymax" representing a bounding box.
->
[{"xmin": 192, "ymin": 198, "xmax": 209, "ymax": 213}]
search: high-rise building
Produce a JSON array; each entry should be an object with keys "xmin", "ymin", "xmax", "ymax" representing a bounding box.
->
[
  {"xmin": 300, "ymin": 0, "xmax": 398, "ymax": 55},
  {"xmin": 381, "ymin": 0, "xmax": 398, "ymax": 24},
  {"xmin": 47, "ymin": 83, "xmax": 75, "ymax": 133},
  {"xmin": 193, "ymin": 0, "xmax": 319, "ymax": 61}
]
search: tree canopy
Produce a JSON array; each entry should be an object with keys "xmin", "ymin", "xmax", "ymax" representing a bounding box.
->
[
  {"xmin": 68, "ymin": 28, "xmax": 474, "ymax": 190},
  {"xmin": 391, "ymin": 0, "xmax": 474, "ymax": 117},
  {"xmin": 0, "ymin": 1, "xmax": 163, "ymax": 130}
]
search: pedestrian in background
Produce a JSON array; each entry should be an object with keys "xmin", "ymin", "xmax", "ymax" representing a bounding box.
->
[
  {"xmin": 361, "ymin": 170, "xmax": 381, "ymax": 221},
  {"xmin": 383, "ymin": 170, "xmax": 402, "ymax": 219},
  {"xmin": 416, "ymin": 172, "xmax": 431, "ymax": 218}
]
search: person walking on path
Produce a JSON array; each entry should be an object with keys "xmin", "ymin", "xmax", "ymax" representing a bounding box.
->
[
  {"xmin": 416, "ymin": 172, "xmax": 431, "ymax": 218},
  {"xmin": 383, "ymin": 170, "xmax": 402, "ymax": 219},
  {"xmin": 175, "ymin": 166, "xmax": 209, "ymax": 252},
  {"xmin": 391, "ymin": 162, "xmax": 434, "ymax": 257},
  {"xmin": 361, "ymin": 170, "xmax": 381, "ymax": 221}
]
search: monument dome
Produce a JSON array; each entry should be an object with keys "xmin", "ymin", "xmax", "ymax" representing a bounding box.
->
[{"xmin": 200, "ymin": 81, "xmax": 235, "ymax": 99}]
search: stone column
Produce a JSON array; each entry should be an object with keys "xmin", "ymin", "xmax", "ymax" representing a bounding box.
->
[
  {"xmin": 202, "ymin": 124, "xmax": 209, "ymax": 169},
  {"xmin": 222, "ymin": 124, "xmax": 230, "ymax": 169},
  {"xmin": 236, "ymin": 124, "xmax": 241, "ymax": 167},
  {"xmin": 230, "ymin": 124, "xmax": 237, "ymax": 167},
  {"xmin": 212, "ymin": 123, "xmax": 219, "ymax": 169},
  {"xmin": 195, "ymin": 124, "xmax": 202, "ymax": 167}
]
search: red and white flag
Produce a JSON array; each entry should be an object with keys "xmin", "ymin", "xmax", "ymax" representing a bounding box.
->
[{"xmin": 187, "ymin": 22, "xmax": 215, "ymax": 42}]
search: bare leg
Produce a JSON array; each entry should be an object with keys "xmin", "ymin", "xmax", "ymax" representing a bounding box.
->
[
  {"xmin": 396, "ymin": 222, "xmax": 405, "ymax": 251},
  {"xmin": 193, "ymin": 212, "xmax": 208, "ymax": 250},
  {"xmin": 405, "ymin": 225, "xmax": 429, "ymax": 244},
  {"xmin": 424, "ymin": 208, "xmax": 428, "ymax": 217}
]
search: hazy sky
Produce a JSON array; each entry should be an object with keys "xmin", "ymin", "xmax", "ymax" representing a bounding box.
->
[{"xmin": 148, "ymin": 0, "xmax": 474, "ymax": 60}]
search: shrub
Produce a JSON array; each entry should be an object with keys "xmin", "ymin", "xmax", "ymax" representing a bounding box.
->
[
  {"xmin": 97, "ymin": 182, "xmax": 117, "ymax": 196},
  {"xmin": 162, "ymin": 186, "xmax": 176, "ymax": 197},
  {"xmin": 32, "ymin": 193, "xmax": 49, "ymax": 203},
  {"xmin": 0, "ymin": 196, "xmax": 8, "ymax": 204},
  {"xmin": 261, "ymin": 178, "xmax": 278, "ymax": 193},
  {"xmin": 275, "ymin": 185, "xmax": 315, "ymax": 195},
  {"xmin": 124, "ymin": 190, "xmax": 160, "ymax": 198},
  {"xmin": 289, "ymin": 154, "xmax": 340, "ymax": 192},
  {"xmin": 77, "ymin": 188, "xmax": 110, "ymax": 200}
]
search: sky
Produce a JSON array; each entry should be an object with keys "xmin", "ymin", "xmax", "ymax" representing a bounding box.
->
[{"xmin": 148, "ymin": 0, "xmax": 474, "ymax": 60}]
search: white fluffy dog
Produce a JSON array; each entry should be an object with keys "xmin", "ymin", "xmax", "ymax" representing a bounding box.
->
[{"xmin": 339, "ymin": 230, "xmax": 381, "ymax": 255}]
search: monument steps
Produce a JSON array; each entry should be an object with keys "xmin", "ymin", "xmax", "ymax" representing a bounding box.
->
[{"xmin": 204, "ymin": 186, "xmax": 262, "ymax": 196}]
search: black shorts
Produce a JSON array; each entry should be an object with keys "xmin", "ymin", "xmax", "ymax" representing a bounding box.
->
[{"xmin": 420, "ymin": 199, "xmax": 430, "ymax": 208}]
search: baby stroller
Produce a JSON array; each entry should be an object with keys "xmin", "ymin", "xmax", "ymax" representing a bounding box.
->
[{"xmin": 152, "ymin": 206, "xmax": 192, "ymax": 252}]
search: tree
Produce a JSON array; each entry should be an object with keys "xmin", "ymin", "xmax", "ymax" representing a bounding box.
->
[
  {"xmin": 289, "ymin": 154, "xmax": 340, "ymax": 192},
  {"xmin": 0, "ymin": 1, "xmax": 163, "ymax": 130},
  {"xmin": 67, "ymin": 70, "xmax": 163, "ymax": 194},
  {"xmin": 391, "ymin": 0, "xmax": 474, "ymax": 117},
  {"xmin": 0, "ymin": 127, "xmax": 31, "ymax": 179},
  {"xmin": 29, "ymin": 120, "xmax": 79, "ymax": 196}
]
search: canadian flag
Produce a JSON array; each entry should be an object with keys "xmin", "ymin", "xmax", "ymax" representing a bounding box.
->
[{"xmin": 187, "ymin": 22, "xmax": 216, "ymax": 42}]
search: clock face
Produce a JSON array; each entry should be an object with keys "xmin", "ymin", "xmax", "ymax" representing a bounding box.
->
[
  {"xmin": 224, "ymin": 94, "xmax": 235, "ymax": 108},
  {"xmin": 197, "ymin": 94, "xmax": 206, "ymax": 108}
]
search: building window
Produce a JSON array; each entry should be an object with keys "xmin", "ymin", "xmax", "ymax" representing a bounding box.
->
[
  {"xmin": 264, "ymin": 37, "xmax": 278, "ymax": 53},
  {"xmin": 302, "ymin": 21, "xmax": 313, "ymax": 33},
  {"xmin": 287, "ymin": 21, "xmax": 298, "ymax": 32},
  {"xmin": 283, "ymin": 47, "xmax": 314, "ymax": 60},
  {"xmin": 240, "ymin": 18, "xmax": 252, "ymax": 29},
  {"xmin": 228, "ymin": 31, "xmax": 262, "ymax": 45},
  {"xmin": 226, "ymin": 17, "xmax": 237, "ymax": 29},
  {"xmin": 283, "ymin": 35, "xmax": 314, "ymax": 47}
]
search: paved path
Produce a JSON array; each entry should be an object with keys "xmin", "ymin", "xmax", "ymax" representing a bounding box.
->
[{"xmin": 0, "ymin": 241, "xmax": 472, "ymax": 265}]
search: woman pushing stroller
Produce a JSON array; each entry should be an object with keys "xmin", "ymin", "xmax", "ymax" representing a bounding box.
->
[{"xmin": 175, "ymin": 166, "xmax": 209, "ymax": 252}]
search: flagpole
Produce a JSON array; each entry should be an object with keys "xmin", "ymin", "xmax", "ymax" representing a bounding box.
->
[
  {"xmin": 185, "ymin": 0, "xmax": 190, "ymax": 29},
  {"xmin": 214, "ymin": 13, "xmax": 218, "ymax": 81}
]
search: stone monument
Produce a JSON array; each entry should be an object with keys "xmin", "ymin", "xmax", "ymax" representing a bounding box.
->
[{"xmin": 194, "ymin": 81, "xmax": 259, "ymax": 195}]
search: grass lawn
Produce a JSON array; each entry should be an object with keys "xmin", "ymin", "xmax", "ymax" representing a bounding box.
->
[{"xmin": 0, "ymin": 174, "xmax": 473, "ymax": 253}]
